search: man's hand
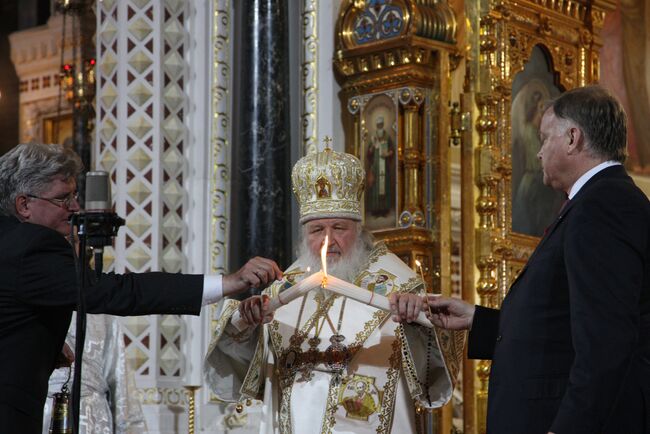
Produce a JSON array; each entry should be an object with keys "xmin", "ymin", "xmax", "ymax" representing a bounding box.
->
[
  {"xmin": 223, "ymin": 257, "xmax": 283, "ymax": 297},
  {"xmin": 238, "ymin": 295, "xmax": 273, "ymax": 326},
  {"xmin": 55, "ymin": 343, "xmax": 75, "ymax": 369},
  {"xmin": 424, "ymin": 296, "xmax": 475, "ymax": 330},
  {"xmin": 389, "ymin": 293, "xmax": 424, "ymax": 324}
]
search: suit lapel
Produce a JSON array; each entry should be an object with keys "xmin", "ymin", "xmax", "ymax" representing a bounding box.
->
[
  {"xmin": 506, "ymin": 165, "xmax": 629, "ymax": 293},
  {"xmin": 508, "ymin": 201, "xmax": 573, "ymax": 289}
]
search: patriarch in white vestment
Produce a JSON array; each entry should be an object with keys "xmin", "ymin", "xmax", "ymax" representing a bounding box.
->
[{"xmin": 204, "ymin": 146, "xmax": 462, "ymax": 434}]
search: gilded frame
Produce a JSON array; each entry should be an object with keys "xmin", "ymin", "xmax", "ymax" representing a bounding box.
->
[
  {"xmin": 475, "ymin": 0, "xmax": 608, "ymax": 303},
  {"xmin": 361, "ymin": 92, "xmax": 399, "ymax": 230},
  {"xmin": 510, "ymin": 45, "xmax": 565, "ymax": 238}
]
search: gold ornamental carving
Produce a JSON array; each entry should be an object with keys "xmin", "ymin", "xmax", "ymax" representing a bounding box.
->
[
  {"xmin": 459, "ymin": 0, "xmax": 616, "ymax": 433},
  {"xmin": 334, "ymin": 0, "xmax": 459, "ymax": 92},
  {"xmin": 210, "ymin": 0, "xmax": 231, "ymax": 277},
  {"xmin": 301, "ymin": 0, "xmax": 319, "ymax": 156},
  {"xmin": 335, "ymin": 1, "xmax": 459, "ymax": 432},
  {"xmin": 473, "ymin": 0, "xmax": 613, "ymax": 303}
]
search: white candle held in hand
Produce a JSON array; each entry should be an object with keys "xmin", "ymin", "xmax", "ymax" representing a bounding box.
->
[
  {"xmin": 231, "ymin": 236, "xmax": 331, "ymax": 331},
  {"xmin": 323, "ymin": 275, "xmax": 432, "ymax": 328},
  {"xmin": 231, "ymin": 271, "xmax": 324, "ymax": 331},
  {"xmin": 415, "ymin": 259, "xmax": 436, "ymax": 319}
]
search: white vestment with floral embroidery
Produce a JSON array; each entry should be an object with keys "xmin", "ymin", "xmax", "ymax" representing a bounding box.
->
[{"xmin": 204, "ymin": 244, "xmax": 456, "ymax": 434}]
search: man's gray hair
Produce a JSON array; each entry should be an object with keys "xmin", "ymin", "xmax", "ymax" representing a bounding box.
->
[
  {"xmin": 547, "ymin": 85, "xmax": 627, "ymax": 163},
  {"xmin": 0, "ymin": 143, "xmax": 83, "ymax": 216}
]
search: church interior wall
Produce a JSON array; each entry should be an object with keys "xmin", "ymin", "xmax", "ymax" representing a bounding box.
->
[{"xmin": 4, "ymin": 0, "xmax": 650, "ymax": 432}]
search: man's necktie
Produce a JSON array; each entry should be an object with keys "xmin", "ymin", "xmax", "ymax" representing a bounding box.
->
[{"xmin": 543, "ymin": 198, "xmax": 570, "ymax": 237}]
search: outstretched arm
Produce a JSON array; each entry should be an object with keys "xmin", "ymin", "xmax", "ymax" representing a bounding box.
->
[
  {"xmin": 423, "ymin": 296, "xmax": 475, "ymax": 330},
  {"xmin": 425, "ymin": 296, "xmax": 500, "ymax": 360}
]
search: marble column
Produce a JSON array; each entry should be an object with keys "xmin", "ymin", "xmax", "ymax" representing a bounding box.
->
[{"xmin": 230, "ymin": 0, "xmax": 292, "ymax": 275}]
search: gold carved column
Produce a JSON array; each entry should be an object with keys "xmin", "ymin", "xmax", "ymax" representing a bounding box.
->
[
  {"xmin": 334, "ymin": 1, "xmax": 460, "ymax": 433},
  {"xmin": 403, "ymin": 101, "xmax": 423, "ymax": 225}
]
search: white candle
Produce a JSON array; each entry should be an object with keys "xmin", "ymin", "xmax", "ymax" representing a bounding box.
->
[
  {"xmin": 268, "ymin": 271, "xmax": 324, "ymax": 311},
  {"xmin": 231, "ymin": 271, "xmax": 325, "ymax": 331},
  {"xmin": 414, "ymin": 259, "xmax": 426, "ymax": 290},
  {"xmin": 232, "ymin": 236, "xmax": 331, "ymax": 331},
  {"xmin": 324, "ymin": 275, "xmax": 432, "ymax": 328}
]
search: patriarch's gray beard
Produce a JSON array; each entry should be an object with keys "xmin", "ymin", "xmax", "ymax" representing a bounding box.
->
[{"xmin": 298, "ymin": 233, "xmax": 373, "ymax": 283}]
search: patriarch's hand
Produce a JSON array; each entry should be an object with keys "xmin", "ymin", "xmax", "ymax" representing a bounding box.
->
[
  {"xmin": 388, "ymin": 293, "xmax": 424, "ymax": 324},
  {"xmin": 238, "ymin": 294, "xmax": 274, "ymax": 326}
]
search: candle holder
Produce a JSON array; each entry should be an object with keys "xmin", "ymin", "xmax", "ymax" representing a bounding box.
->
[{"xmin": 184, "ymin": 385, "xmax": 201, "ymax": 434}]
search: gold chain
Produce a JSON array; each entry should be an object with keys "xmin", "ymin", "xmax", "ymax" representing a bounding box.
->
[{"xmin": 334, "ymin": 297, "xmax": 347, "ymax": 335}]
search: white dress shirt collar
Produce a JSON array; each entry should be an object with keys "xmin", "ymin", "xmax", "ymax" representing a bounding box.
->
[{"xmin": 568, "ymin": 160, "xmax": 621, "ymax": 199}]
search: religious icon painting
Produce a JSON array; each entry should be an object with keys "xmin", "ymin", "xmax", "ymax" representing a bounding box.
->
[
  {"xmin": 355, "ymin": 269, "xmax": 397, "ymax": 296},
  {"xmin": 511, "ymin": 44, "xmax": 565, "ymax": 238},
  {"xmin": 338, "ymin": 374, "xmax": 383, "ymax": 421},
  {"xmin": 316, "ymin": 175, "xmax": 332, "ymax": 199},
  {"xmin": 361, "ymin": 93, "xmax": 398, "ymax": 230}
]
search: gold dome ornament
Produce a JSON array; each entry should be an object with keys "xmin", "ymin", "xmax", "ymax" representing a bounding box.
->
[{"xmin": 291, "ymin": 137, "xmax": 365, "ymax": 224}]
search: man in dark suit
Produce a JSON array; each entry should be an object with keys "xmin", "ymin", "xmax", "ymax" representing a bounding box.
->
[
  {"xmin": 396, "ymin": 86, "xmax": 650, "ymax": 433},
  {"xmin": 0, "ymin": 143, "xmax": 283, "ymax": 433}
]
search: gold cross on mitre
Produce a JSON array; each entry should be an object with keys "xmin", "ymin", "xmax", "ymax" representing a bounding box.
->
[{"xmin": 322, "ymin": 136, "xmax": 333, "ymax": 150}]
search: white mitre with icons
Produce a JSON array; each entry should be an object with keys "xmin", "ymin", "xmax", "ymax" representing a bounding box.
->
[{"xmin": 291, "ymin": 139, "xmax": 365, "ymax": 224}]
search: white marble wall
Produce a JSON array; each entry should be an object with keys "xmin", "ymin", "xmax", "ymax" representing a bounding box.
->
[{"xmin": 93, "ymin": 0, "xmax": 345, "ymax": 432}]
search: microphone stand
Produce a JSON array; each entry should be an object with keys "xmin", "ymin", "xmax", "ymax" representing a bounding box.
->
[
  {"xmin": 69, "ymin": 212, "xmax": 124, "ymax": 433},
  {"xmin": 70, "ymin": 220, "xmax": 87, "ymax": 434},
  {"xmin": 93, "ymin": 247, "xmax": 104, "ymax": 279}
]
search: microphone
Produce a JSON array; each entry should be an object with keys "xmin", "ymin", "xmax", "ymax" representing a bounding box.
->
[
  {"xmin": 83, "ymin": 171, "xmax": 124, "ymax": 276},
  {"xmin": 70, "ymin": 171, "xmax": 125, "ymax": 274},
  {"xmin": 85, "ymin": 171, "xmax": 112, "ymax": 213}
]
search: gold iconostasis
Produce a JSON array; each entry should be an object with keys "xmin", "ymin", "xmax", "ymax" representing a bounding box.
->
[{"xmin": 333, "ymin": 0, "xmax": 624, "ymax": 433}]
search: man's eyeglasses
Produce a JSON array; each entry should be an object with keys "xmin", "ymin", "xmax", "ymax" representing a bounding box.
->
[{"xmin": 26, "ymin": 192, "xmax": 79, "ymax": 209}]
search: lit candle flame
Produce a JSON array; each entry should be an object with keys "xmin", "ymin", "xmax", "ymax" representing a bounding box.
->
[
  {"xmin": 320, "ymin": 235, "xmax": 329, "ymax": 287},
  {"xmin": 320, "ymin": 235, "xmax": 328, "ymax": 276},
  {"xmin": 415, "ymin": 260, "xmax": 426, "ymax": 289}
]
